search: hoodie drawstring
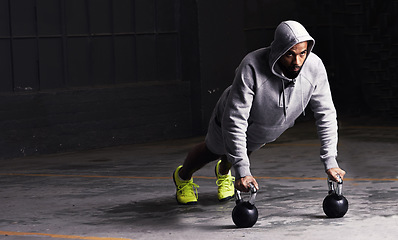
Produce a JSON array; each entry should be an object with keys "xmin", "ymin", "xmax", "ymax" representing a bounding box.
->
[
  {"xmin": 281, "ymin": 80, "xmax": 287, "ymax": 121},
  {"xmin": 300, "ymin": 77, "xmax": 306, "ymax": 116},
  {"xmin": 281, "ymin": 78, "xmax": 306, "ymax": 120}
]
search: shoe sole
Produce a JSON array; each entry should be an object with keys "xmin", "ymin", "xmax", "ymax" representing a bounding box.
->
[
  {"xmin": 219, "ymin": 195, "xmax": 234, "ymax": 202},
  {"xmin": 172, "ymin": 168, "xmax": 198, "ymax": 205}
]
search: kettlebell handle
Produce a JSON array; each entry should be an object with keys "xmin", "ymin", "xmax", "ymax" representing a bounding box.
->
[
  {"xmin": 327, "ymin": 175, "xmax": 343, "ymax": 196},
  {"xmin": 236, "ymin": 183, "xmax": 257, "ymax": 205}
]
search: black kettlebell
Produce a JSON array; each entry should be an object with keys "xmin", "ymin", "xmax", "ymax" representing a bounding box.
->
[
  {"xmin": 323, "ymin": 175, "xmax": 348, "ymax": 218},
  {"xmin": 232, "ymin": 183, "xmax": 258, "ymax": 228}
]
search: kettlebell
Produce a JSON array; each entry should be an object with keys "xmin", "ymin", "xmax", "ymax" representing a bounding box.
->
[
  {"xmin": 322, "ymin": 175, "xmax": 348, "ymax": 218},
  {"xmin": 232, "ymin": 183, "xmax": 258, "ymax": 228}
]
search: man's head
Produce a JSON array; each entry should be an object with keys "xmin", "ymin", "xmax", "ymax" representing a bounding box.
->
[
  {"xmin": 269, "ymin": 21, "xmax": 314, "ymax": 80},
  {"xmin": 278, "ymin": 41, "xmax": 308, "ymax": 79}
]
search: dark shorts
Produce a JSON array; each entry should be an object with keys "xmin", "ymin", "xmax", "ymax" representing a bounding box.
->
[{"xmin": 205, "ymin": 118, "xmax": 265, "ymax": 155}]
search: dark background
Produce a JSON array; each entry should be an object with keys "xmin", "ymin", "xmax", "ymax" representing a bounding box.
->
[{"xmin": 1, "ymin": 0, "xmax": 397, "ymax": 159}]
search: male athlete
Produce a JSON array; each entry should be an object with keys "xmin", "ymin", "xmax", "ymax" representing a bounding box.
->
[{"xmin": 173, "ymin": 20, "xmax": 346, "ymax": 205}]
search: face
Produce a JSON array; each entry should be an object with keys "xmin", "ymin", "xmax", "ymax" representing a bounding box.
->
[{"xmin": 278, "ymin": 41, "xmax": 308, "ymax": 79}]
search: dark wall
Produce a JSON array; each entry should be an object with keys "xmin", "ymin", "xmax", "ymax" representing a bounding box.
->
[
  {"xmin": 196, "ymin": 0, "xmax": 247, "ymax": 131},
  {"xmin": 0, "ymin": 0, "xmax": 181, "ymax": 91},
  {"xmin": 329, "ymin": 0, "xmax": 398, "ymax": 118},
  {"xmin": 0, "ymin": 82, "xmax": 191, "ymax": 157},
  {"xmin": 0, "ymin": 0, "xmax": 196, "ymax": 159}
]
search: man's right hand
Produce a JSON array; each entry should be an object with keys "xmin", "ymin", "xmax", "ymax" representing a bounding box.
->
[
  {"xmin": 235, "ymin": 175, "xmax": 259, "ymax": 192},
  {"xmin": 326, "ymin": 167, "xmax": 346, "ymax": 182}
]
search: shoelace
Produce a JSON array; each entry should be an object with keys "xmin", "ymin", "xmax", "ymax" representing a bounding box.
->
[
  {"xmin": 177, "ymin": 181, "xmax": 199, "ymax": 198},
  {"xmin": 216, "ymin": 175, "xmax": 235, "ymax": 191}
]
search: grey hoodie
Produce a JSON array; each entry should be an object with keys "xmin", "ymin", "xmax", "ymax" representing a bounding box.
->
[{"xmin": 206, "ymin": 20, "xmax": 339, "ymax": 178}]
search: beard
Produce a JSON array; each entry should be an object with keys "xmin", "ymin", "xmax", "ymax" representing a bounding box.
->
[{"xmin": 279, "ymin": 62, "xmax": 301, "ymax": 79}]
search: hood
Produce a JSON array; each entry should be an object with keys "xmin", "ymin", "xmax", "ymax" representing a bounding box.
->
[{"xmin": 269, "ymin": 20, "xmax": 315, "ymax": 80}]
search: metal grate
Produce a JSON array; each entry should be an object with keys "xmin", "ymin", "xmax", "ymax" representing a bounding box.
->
[{"xmin": 0, "ymin": 0, "xmax": 181, "ymax": 93}]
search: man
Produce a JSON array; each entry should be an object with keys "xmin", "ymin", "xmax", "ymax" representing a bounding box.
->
[{"xmin": 173, "ymin": 20, "xmax": 346, "ymax": 205}]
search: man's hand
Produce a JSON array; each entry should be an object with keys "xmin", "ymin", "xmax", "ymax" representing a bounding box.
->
[
  {"xmin": 235, "ymin": 176, "xmax": 259, "ymax": 192},
  {"xmin": 326, "ymin": 167, "xmax": 346, "ymax": 182}
]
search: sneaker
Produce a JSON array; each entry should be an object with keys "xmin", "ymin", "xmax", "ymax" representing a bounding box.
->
[
  {"xmin": 215, "ymin": 160, "xmax": 235, "ymax": 201},
  {"xmin": 173, "ymin": 165, "xmax": 199, "ymax": 205}
]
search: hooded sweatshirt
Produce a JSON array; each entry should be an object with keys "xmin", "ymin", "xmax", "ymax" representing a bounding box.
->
[{"xmin": 207, "ymin": 20, "xmax": 339, "ymax": 178}]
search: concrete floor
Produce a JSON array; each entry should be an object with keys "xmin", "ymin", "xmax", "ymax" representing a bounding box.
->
[{"xmin": 0, "ymin": 118, "xmax": 397, "ymax": 240}]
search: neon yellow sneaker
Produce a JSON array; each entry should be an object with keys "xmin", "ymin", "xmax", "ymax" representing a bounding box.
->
[
  {"xmin": 215, "ymin": 160, "xmax": 235, "ymax": 201},
  {"xmin": 173, "ymin": 165, "xmax": 199, "ymax": 205}
]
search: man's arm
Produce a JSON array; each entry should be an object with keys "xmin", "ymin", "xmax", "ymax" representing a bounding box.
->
[
  {"xmin": 309, "ymin": 60, "xmax": 345, "ymax": 181},
  {"xmin": 222, "ymin": 63, "xmax": 255, "ymax": 181}
]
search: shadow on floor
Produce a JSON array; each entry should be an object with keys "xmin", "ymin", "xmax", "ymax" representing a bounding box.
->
[{"xmin": 96, "ymin": 192, "xmax": 235, "ymax": 228}]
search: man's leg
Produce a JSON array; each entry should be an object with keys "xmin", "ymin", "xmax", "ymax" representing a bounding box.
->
[
  {"xmin": 217, "ymin": 151, "xmax": 251, "ymax": 175},
  {"xmin": 173, "ymin": 141, "xmax": 220, "ymax": 205},
  {"xmin": 217, "ymin": 155, "xmax": 232, "ymax": 175},
  {"xmin": 178, "ymin": 141, "xmax": 220, "ymax": 180}
]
